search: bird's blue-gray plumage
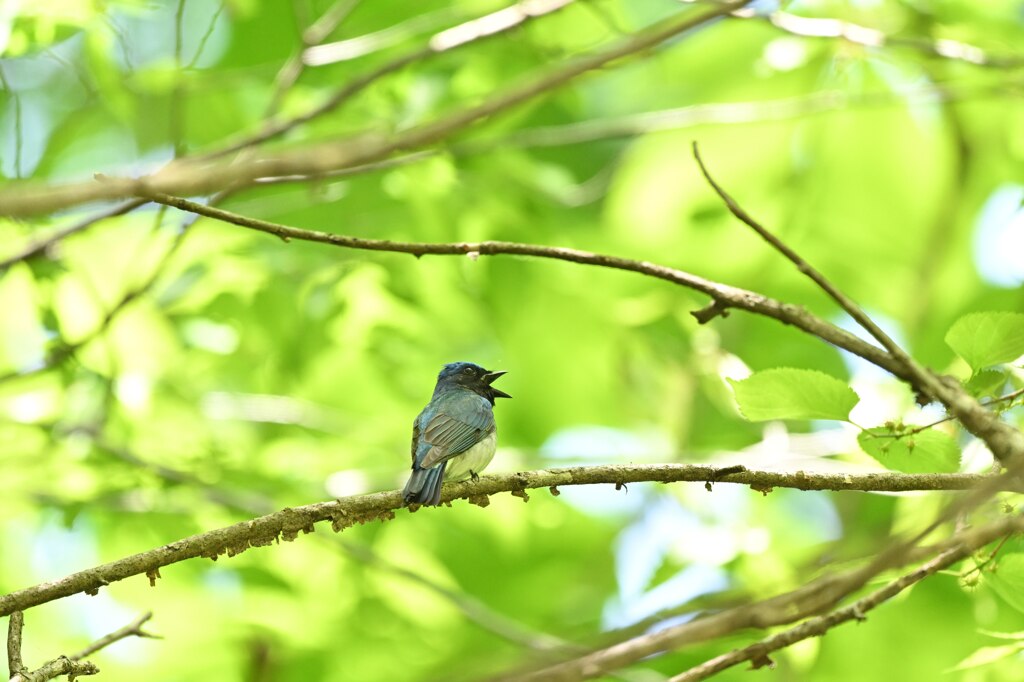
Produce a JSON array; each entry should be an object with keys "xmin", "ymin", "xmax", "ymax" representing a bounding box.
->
[{"xmin": 402, "ymin": 362, "xmax": 510, "ymax": 506}]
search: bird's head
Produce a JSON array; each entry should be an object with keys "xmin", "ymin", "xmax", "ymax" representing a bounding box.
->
[{"xmin": 435, "ymin": 362, "xmax": 511, "ymax": 404}]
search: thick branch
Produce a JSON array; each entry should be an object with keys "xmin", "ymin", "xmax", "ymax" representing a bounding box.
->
[
  {"xmin": 0, "ymin": 464, "xmax": 1008, "ymax": 617},
  {"xmin": 0, "ymin": 1, "xmax": 750, "ymax": 217}
]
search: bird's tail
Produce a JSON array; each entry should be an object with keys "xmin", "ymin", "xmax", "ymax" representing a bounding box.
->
[{"xmin": 402, "ymin": 461, "xmax": 447, "ymax": 506}]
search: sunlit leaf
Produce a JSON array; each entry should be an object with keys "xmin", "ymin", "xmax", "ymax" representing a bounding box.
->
[
  {"xmin": 857, "ymin": 427, "xmax": 961, "ymax": 474},
  {"xmin": 729, "ymin": 368, "xmax": 859, "ymax": 422},
  {"xmin": 946, "ymin": 312, "xmax": 1024, "ymax": 371}
]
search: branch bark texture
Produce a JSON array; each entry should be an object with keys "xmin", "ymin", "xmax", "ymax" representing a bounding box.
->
[{"xmin": 0, "ymin": 464, "xmax": 1006, "ymax": 617}]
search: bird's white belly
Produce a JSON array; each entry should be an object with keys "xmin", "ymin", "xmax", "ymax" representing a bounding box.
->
[{"xmin": 444, "ymin": 431, "xmax": 497, "ymax": 481}]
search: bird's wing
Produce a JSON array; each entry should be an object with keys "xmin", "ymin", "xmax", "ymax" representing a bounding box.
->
[
  {"xmin": 410, "ymin": 417, "xmax": 422, "ymax": 465},
  {"xmin": 418, "ymin": 394, "xmax": 495, "ymax": 469}
]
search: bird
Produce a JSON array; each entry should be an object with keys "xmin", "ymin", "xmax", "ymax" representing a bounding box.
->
[{"xmin": 402, "ymin": 362, "xmax": 511, "ymax": 506}]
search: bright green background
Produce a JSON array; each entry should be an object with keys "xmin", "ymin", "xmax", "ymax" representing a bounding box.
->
[{"xmin": 1, "ymin": 0, "xmax": 1023, "ymax": 680}]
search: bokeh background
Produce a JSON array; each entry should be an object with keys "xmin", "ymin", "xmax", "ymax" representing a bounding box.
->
[{"xmin": 1, "ymin": 0, "xmax": 1023, "ymax": 680}]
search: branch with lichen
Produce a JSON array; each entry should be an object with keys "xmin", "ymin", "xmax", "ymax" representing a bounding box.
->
[
  {"xmin": 0, "ymin": 463, "xmax": 1012, "ymax": 617},
  {"xmin": 7, "ymin": 611, "xmax": 155, "ymax": 682}
]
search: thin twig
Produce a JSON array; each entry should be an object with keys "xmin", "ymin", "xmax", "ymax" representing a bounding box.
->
[
  {"xmin": 0, "ymin": 200, "xmax": 148, "ymax": 271},
  {"xmin": 184, "ymin": 1, "xmax": 226, "ymax": 69},
  {"xmin": 691, "ymin": 143, "xmax": 908, "ymax": 363},
  {"xmin": 691, "ymin": 142, "xmax": 1024, "ymax": 466},
  {"xmin": 145, "ymin": 191, "xmax": 916, "ymax": 385},
  {"xmin": 0, "ymin": 205, "xmax": 191, "ymax": 386},
  {"xmin": 870, "ymin": 387, "xmax": 1024, "ymax": 440},
  {"xmin": 265, "ymin": 0, "xmax": 362, "ymax": 119},
  {"xmin": 0, "ymin": 463, "xmax": 1011, "ymax": 618},
  {"xmin": 70, "ymin": 612, "xmax": 158, "ymax": 660},
  {"xmin": 0, "ymin": 65, "xmax": 22, "ymax": 178}
]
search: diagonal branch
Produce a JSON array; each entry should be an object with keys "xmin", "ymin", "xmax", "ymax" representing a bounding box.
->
[
  {"xmin": 691, "ymin": 143, "xmax": 1024, "ymax": 465},
  {"xmin": 0, "ymin": 463, "xmax": 1011, "ymax": 618},
  {"xmin": 202, "ymin": 0, "xmax": 575, "ymax": 159},
  {"xmin": 0, "ymin": 200, "xmax": 146, "ymax": 271},
  {"xmin": 0, "ymin": 210, "xmax": 192, "ymax": 386},
  {"xmin": 69, "ymin": 612, "xmax": 158, "ymax": 661},
  {"xmin": 145, "ymin": 191, "xmax": 919, "ymax": 384},
  {"xmin": 670, "ymin": 540, "xmax": 981, "ymax": 681},
  {"xmin": 692, "ymin": 142, "xmax": 909, "ymax": 364},
  {"xmin": 0, "ymin": 0, "xmax": 750, "ymax": 217},
  {"xmin": 498, "ymin": 514, "xmax": 1024, "ymax": 682}
]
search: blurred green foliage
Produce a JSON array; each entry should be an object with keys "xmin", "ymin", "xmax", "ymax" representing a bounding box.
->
[{"xmin": 1, "ymin": 0, "xmax": 1023, "ymax": 680}]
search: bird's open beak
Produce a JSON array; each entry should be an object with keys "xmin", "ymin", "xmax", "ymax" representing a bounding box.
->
[{"xmin": 483, "ymin": 370, "xmax": 511, "ymax": 399}]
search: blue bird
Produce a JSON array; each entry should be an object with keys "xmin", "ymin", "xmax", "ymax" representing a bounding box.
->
[{"xmin": 402, "ymin": 362, "xmax": 511, "ymax": 506}]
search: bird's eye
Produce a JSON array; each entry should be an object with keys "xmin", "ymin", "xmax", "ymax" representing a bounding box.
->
[{"xmin": 463, "ymin": 367, "xmax": 474, "ymax": 375}]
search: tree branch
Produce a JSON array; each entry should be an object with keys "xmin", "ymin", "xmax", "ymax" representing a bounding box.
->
[
  {"xmin": 498, "ymin": 513, "xmax": 1024, "ymax": 682},
  {"xmin": 93, "ymin": 436, "xmax": 576, "ymax": 654},
  {"xmin": 469, "ymin": 82, "xmax": 1018, "ymax": 150},
  {"xmin": 0, "ymin": 0, "xmax": 750, "ymax": 217},
  {"xmin": 7, "ymin": 611, "xmax": 153, "ymax": 682},
  {"xmin": 0, "ymin": 209, "xmax": 192, "ymax": 386},
  {"xmin": 143, "ymin": 192, "xmax": 925, "ymax": 387},
  {"xmin": 691, "ymin": 143, "xmax": 1024, "ymax": 466},
  {"xmin": 7, "ymin": 611, "xmax": 26, "ymax": 678},
  {"xmin": 0, "ymin": 200, "xmax": 146, "ymax": 271},
  {"xmin": 9, "ymin": 657, "xmax": 97, "ymax": 682},
  {"xmin": 69, "ymin": 612, "xmax": 158, "ymax": 661},
  {"xmin": 755, "ymin": 9, "xmax": 1023, "ymax": 69},
  {"xmin": 0, "ymin": 464, "xmax": 1010, "ymax": 618},
  {"xmin": 669, "ymin": 539, "xmax": 988, "ymax": 681},
  {"xmin": 208, "ymin": 0, "xmax": 575, "ymax": 159}
]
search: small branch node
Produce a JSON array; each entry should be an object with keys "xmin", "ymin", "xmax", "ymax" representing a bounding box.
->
[
  {"xmin": 691, "ymin": 299, "xmax": 730, "ymax": 324},
  {"xmin": 468, "ymin": 494, "xmax": 491, "ymax": 508}
]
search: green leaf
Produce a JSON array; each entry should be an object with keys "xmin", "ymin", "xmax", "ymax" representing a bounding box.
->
[
  {"xmin": 728, "ymin": 368, "xmax": 859, "ymax": 422},
  {"xmin": 946, "ymin": 312, "xmax": 1024, "ymax": 371},
  {"xmin": 964, "ymin": 369, "xmax": 1008, "ymax": 399},
  {"xmin": 857, "ymin": 427, "xmax": 961, "ymax": 473},
  {"xmin": 949, "ymin": 644, "xmax": 1024, "ymax": 671},
  {"xmin": 987, "ymin": 553, "xmax": 1024, "ymax": 615}
]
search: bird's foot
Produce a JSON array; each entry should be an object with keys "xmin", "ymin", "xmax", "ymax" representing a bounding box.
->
[{"xmin": 470, "ymin": 470, "xmax": 480, "ymax": 482}]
